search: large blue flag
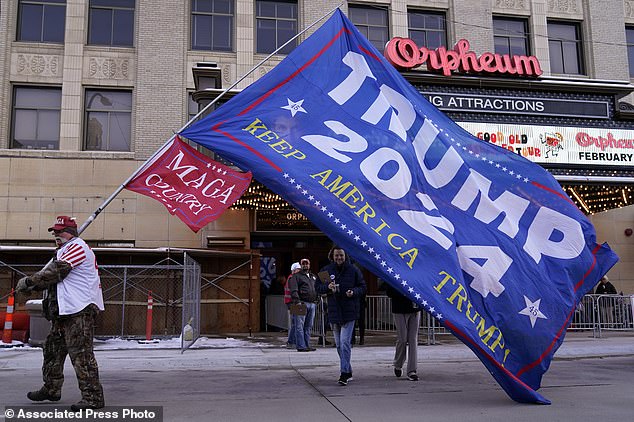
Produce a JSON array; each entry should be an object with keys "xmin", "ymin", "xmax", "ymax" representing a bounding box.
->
[{"xmin": 180, "ymin": 9, "xmax": 618, "ymax": 403}]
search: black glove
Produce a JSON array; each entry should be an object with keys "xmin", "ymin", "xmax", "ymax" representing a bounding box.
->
[{"xmin": 16, "ymin": 277, "xmax": 32, "ymax": 293}]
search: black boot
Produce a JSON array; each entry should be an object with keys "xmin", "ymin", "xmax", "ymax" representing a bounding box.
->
[
  {"xmin": 71, "ymin": 400, "xmax": 105, "ymax": 411},
  {"xmin": 27, "ymin": 388, "xmax": 61, "ymax": 402}
]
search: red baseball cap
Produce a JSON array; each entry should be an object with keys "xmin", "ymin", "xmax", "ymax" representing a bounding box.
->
[{"xmin": 48, "ymin": 216, "xmax": 78, "ymax": 232}]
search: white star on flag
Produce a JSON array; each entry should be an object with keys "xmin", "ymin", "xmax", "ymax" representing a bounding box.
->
[
  {"xmin": 519, "ymin": 295, "xmax": 548, "ymax": 328},
  {"xmin": 281, "ymin": 98, "xmax": 307, "ymax": 116}
]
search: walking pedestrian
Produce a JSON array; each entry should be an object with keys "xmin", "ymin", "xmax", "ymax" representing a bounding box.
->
[
  {"xmin": 317, "ymin": 246, "xmax": 366, "ymax": 385},
  {"xmin": 385, "ymin": 283, "xmax": 420, "ymax": 381},
  {"xmin": 16, "ymin": 216, "xmax": 105, "ymax": 410}
]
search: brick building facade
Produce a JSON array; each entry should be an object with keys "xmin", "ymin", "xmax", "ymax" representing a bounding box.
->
[{"xmin": 1, "ymin": 0, "xmax": 634, "ymax": 293}]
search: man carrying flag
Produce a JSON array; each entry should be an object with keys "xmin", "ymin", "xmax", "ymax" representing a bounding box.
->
[
  {"xmin": 16, "ymin": 216, "xmax": 105, "ymax": 411},
  {"xmin": 179, "ymin": 8, "xmax": 618, "ymax": 404}
]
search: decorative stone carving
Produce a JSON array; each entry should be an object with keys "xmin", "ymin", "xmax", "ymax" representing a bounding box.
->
[
  {"xmin": 617, "ymin": 101, "xmax": 634, "ymax": 120},
  {"xmin": 619, "ymin": 101, "xmax": 634, "ymax": 111},
  {"xmin": 626, "ymin": 1, "xmax": 634, "ymax": 18},
  {"xmin": 222, "ymin": 64, "xmax": 231, "ymax": 84},
  {"xmin": 548, "ymin": 0, "xmax": 581, "ymax": 14},
  {"xmin": 16, "ymin": 54, "xmax": 60, "ymax": 76},
  {"xmin": 88, "ymin": 57, "xmax": 130, "ymax": 79},
  {"xmin": 495, "ymin": 0, "xmax": 527, "ymax": 10}
]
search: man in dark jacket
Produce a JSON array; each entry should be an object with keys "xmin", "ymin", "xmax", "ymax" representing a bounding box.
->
[
  {"xmin": 316, "ymin": 246, "xmax": 366, "ymax": 385},
  {"xmin": 385, "ymin": 283, "xmax": 420, "ymax": 381},
  {"xmin": 595, "ymin": 275, "xmax": 618, "ymax": 327},
  {"xmin": 288, "ymin": 258, "xmax": 318, "ymax": 352},
  {"xmin": 595, "ymin": 275, "xmax": 617, "ymax": 295}
]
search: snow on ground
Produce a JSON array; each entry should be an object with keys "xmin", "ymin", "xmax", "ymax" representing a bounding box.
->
[
  {"xmin": 95, "ymin": 336, "xmax": 277, "ymax": 350},
  {"xmin": 0, "ymin": 336, "xmax": 279, "ymax": 352}
]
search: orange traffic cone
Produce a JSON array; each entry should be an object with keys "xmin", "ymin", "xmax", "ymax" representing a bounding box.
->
[{"xmin": 1, "ymin": 289, "xmax": 15, "ymax": 345}]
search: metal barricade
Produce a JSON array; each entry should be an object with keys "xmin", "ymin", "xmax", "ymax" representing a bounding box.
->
[
  {"xmin": 265, "ymin": 295, "xmax": 327, "ymax": 345},
  {"xmin": 181, "ymin": 253, "xmax": 201, "ymax": 352},
  {"xmin": 366, "ymin": 294, "xmax": 395, "ymax": 332},
  {"xmin": 595, "ymin": 294, "xmax": 633, "ymax": 333},
  {"xmin": 312, "ymin": 296, "xmax": 326, "ymax": 343},
  {"xmin": 364, "ymin": 295, "xmax": 450, "ymax": 345},
  {"xmin": 570, "ymin": 294, "xmax": 596, "ymax": 332}
]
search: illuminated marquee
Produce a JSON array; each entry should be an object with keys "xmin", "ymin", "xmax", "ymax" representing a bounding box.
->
[
  {"xmin": 459, "ymin": 122, "xmax": 634, "ymax": 166},
  {"xmin": 384, "ymin": 38, "xmax": 543, "ymax": 77}
]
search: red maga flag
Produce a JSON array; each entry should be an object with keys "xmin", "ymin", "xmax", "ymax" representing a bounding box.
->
[{"xmin": 125, "ymin": 136, "xmax": 252, "ymax": 232}]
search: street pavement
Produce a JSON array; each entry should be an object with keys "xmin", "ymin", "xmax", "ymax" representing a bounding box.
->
[{"xmin": 1, "ymin": 331, "xmax": 634, "ymax": 422}]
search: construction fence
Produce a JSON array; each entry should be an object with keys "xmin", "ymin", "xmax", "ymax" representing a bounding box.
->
[{"xmin": 1, "ymin": 250, "xmax": 259, "ymax": 350}]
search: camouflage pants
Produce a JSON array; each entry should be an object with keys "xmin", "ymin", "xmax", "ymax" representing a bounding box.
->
[{"xmin": 41, "ymin": 304, "xmax": 104, "ymax": 405}]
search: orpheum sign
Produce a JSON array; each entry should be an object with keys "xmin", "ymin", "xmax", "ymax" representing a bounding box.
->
[{"xmin": 384, "ymin": 38, "xmax": 543, "ymax": 77}]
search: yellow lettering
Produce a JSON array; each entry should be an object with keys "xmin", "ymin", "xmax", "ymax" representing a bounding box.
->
[
  {"xmin": 465, "ymin": 301, "xmax": 480, "ymax": 323},
  {"xmin": 340, "ymin": 187, "xmax": 364, "ymax": 209},
  {"xmin": 502, "ymin": 349, "xmax": 511, "ymax": 367},
  {"xmin": 434, "ymin": 271, "xmax": 456, "ymax": 293},
  {"xmin": 255, "ymin": 130, "xmax": 279, "ymax": 142},
  {"xmin": 387, "ymin": 233, "xmax": 406, "ymax": 250},
  {"xmin": 399, "ymin": 248, "xmax": 418, "ymax": 269},
  {"xmin": 311, "ymin": 169, "xmax": 333, "ymax": 186},
  {"xmin": 326, "ymin": 176, "xmax": 353, "ymax": 197},
  {"xmin": 243, "ymin": 118, "xmax": 267, "ymax": 135},
  {"xmin": 447, "ymin": 283, "xmax": 467, "ymax": 312},
  {"xmin": 268, "ymin": 139, "xmax": 291, "ymax": 151},
  {"xmin": 476, "ymin": 317, "xmax": 498, "ymax": 345},
  {"xmin": 354, "ymin": 202, "xmax": 376, "ymax": 223},
  {"xmin": 373, "ymin": 219, "xmax": 390, "ymax": 235},
  {"xmin": 489, "ymin": 331, "xmax": 505, "ymax": 353},
  {"xmin": 283, "ymin": 149, "xmax": 306, "ymax": 160},
  {"xmin": 434, "ymin": 269, "xmax": 510, "ymax": 363}
]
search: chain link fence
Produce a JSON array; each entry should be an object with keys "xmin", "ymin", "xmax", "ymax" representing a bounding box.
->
[
  {"xmin": 1, "ymin": 256, "xmax": 204, "ymax": 351},
  {"xmin": 181, "ymin": 253, "xmax": 201, "ymax": 352},
  {"xmin": 99, "ymin": 259, "xmax": 186, "ymax": 339}
]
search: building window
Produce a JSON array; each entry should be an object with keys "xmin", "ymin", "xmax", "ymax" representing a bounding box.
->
[
  {"xmin": 191, "ymin": 0, "xmax": 234, "ymax": 51},
  {"xmin": 17, "ymin": 0, "xmax": 66, "ymax": 43},
  {"xmin": 187, "ymin": 92, "xmax": 230, "ymax": 161},
  {"xmin": 627, "ymin": 26, "xmax": 634, "ymax": 78},
  {"xmin": 408, "ymin": 9, "xmax": 446, "ymax": 49},
  {"xmin": 188, "ymin": 93, "xmax": 200, "ymax": 122},
  {"xmin": 349, "ymin": 4, "xmax": 389, "ymax": 52},
  {"xmin": 88, "ymin": 0, "xmax": 134, "ymax": 47},
  {"xmin": 256, "ymin": 0, "xmax": 297, "ymax": 54},
  {"xmin": 84, "ymin": 90, "xmax": 132, "ymax": 151},
  {"xmin": 11, "ymin": 86, "xmax": 62, "ymax": 150},
  {"xmin": 547, "ymin": 21, "xmax": 584, "ymax": 75},
  {"xmin": 494, "ymin": 17, "xmax": 529, "ymax": 56}
]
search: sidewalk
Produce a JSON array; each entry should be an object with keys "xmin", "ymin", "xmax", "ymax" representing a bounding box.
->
[{"xmin": 1, "ymin": 331, "xmax": 633, "ymax": 422}]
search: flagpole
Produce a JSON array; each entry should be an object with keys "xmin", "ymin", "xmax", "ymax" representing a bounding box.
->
[{"xmin": 77, "ymin": 3, "xmax": 344, "ymax": 235}]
